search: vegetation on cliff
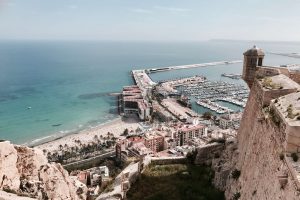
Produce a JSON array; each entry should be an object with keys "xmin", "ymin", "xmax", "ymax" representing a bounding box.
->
[{"xmin": 127, "ymin": 164, "xmax": 224, "ymax": 200}]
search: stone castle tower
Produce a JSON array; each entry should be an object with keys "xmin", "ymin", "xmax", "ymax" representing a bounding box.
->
[{"xmin": 242, "ymin": 46, "xmax": 265, "ymax": 87}]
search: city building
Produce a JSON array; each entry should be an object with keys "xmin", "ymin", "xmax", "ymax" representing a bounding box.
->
[
  {"xmin": 219, "ymin": 115, "xmax": 232, "ymax": 129},
  {"xmin": 144, "ymin": 133, "xmax": 165, "ymax": 152},
  {"xmin": 116, "ymin": 136, "xmax": 153, "ymax": 162},
  {"xmin": 120, "ymin": 85, "xmax": 152, "ymax": 121},
  {"xmin": 173, "ymin": 124, "xmax": 207, "ymax": 146},
  {"xmin": 77, "ymin": 171, "xmax": 89, "ymax": 185},
  {"xmin": 76, "ymin": 166, "xmax": 110, "ymax": 187}
]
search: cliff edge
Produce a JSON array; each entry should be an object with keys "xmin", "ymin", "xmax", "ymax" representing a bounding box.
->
[
  {"xmin": 0, "ymin": 141, "xmax": 87, "ymax": 200},
  {"xmin": 214, "ymin": 47, "xmax": 300, "ymax": 200}
]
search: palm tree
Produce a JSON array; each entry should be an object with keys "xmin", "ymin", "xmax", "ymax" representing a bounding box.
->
[
  {"xmin": 64, "ymin": 143, "xmax": 68, "ymax": 151},
  {"xmin": 94, "ymin": 135, "xmax": 99, "ymax": 141},
  {"xmin": 42, "ymin": 149, "xmax": 47, "ymax": 155}
]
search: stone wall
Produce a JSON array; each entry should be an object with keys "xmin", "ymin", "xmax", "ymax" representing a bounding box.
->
[
  {"xmin": 221, "ymin": 80, "xmax": 300, "ymax": 200},
  {"xmin": 194, "ymin": 142, "xmax": 224, "ymax": 165},
  {"xmin": 290, "ymin": 72, "xmax": 300, "ymax": 84},
  {"xmin": 150, "ymin": 156, "xmax": 186, "ymax": 165},
  {"xmin": 256, "ymin": 66, "xmax": 280, "ymax": 78},
  {"xmin": 262, "ymin": 88, "xmax": 297, "ymax": 106}
]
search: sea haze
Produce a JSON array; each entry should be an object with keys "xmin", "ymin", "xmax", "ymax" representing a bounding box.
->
[{"xmin": 0, "ymin": 40, "xmax": 299, "ymax": 144}]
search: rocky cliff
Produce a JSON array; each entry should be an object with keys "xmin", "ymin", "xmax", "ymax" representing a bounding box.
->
[
  {"xmin": 213, "ymin": 78, "xmax": 300, "ymax": 200},
  {"xmin": 0, "ymin": 141, "xmax": 87, "ymax": 200}
]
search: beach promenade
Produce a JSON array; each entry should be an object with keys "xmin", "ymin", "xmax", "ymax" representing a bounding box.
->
[{"xmin": 35, "ymin": 117, "xmax": 141, "ymax": 153}]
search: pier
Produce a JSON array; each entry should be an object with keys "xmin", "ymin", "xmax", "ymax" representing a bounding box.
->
[
  {"xmin": 131, "ymin": 60, "xmax": 243, "ymax": 94},
  {"xmin": 218, "ymin": 97, "xmax": 246, "ymax": 108},
  {"xmin": 144, "ymin": 60, "xmax": 242, "ymax": 74},
  {"xmin": 221, "ymin": 73, "xmax": 242, "ymax": 79},
  {"xmin": 196, "ymin": 100, "xmax": 233, "ymax": 114}
]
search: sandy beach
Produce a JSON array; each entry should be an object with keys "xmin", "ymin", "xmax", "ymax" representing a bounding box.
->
[{"xmin": 35, "ymin": 117, "xmax": 141, "ymax": 153}]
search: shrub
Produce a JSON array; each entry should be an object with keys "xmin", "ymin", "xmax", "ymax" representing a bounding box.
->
[
  {"xmin": 291, "ymin": 153, "xmax": 298, "ymax": 162},
  {"xmin": 287, "ymin": 104, "xmax": 295, "ymax": 119},
  {"xmin": 231, "ymin": 169, "xmax": 241, "ymax": 180},
  {"xmin": 122, "ymin": 128, "xmax": 129, "ymax": 136},
  {"xmin": 3, "ymin": 187, "xmax": 17, "ymax": 194},
  {"xmin": 186, "ymin": 150, "xmax": 197, "ymax": 164},
  {"xmin": 209, "ymin": 138, "xmax": 226, "ymax": 144},
  {"xmin": 269, "ymin": 107, "xmax": 281, "ymax": 127},
  {"xmin": 262, "ymin": 78, "xmax": 273, "ymax": 88},
  {"xmin": 203, "ymin": 111, "xmax": 213, "ymax": 120}
]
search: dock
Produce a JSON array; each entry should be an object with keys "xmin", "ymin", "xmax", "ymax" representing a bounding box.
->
[{"xmin": 144, "ymin": 60, "xmax": 242, "ymax": 74}]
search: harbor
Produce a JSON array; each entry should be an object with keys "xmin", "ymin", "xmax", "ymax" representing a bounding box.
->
[
  {"xmin": 174, "ymin": 79, "xmax": 248, "ymax": 114},
  {"xmin": 121, "ymin": 60, "xmax": 249, "ymax": 122}
]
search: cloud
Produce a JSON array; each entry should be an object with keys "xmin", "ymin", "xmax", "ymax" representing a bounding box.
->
[
  {"xmin": 130, "ymin": 6, "xmax": 190, "ymax": 15},
  {"xmin": 131, "ymin": 8, "xmax": 153, "ymax": 14}
]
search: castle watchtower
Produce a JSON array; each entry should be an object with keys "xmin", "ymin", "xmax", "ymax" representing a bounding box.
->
[{"xmin": 242, "ymin": 46, "xmax": 265, "ymax": 88}]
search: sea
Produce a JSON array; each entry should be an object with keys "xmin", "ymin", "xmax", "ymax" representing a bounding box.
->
[{"xmin": 0, "ymin": 40, "xmax": 299, "ymax": 145}]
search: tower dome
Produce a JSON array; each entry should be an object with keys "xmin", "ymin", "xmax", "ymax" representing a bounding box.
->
[
  {"xmin": 242, "ymin": 46, "xmax": 265, "ymax": 88},
  {"xmin": 243, "ymin": 45, "xmax": 265, "ymax": 56}
]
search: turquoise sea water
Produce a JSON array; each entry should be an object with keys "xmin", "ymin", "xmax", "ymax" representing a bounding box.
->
[{"xmin": 0, "ymin": 40, "xmax": 299, "ymax": 144}]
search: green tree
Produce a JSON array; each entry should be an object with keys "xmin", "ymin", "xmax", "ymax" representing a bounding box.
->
[
  {"xmin": 203, "ymin": 111, "xmax": 213, "ymax": 120},
  {"xmin": 123, "ymin": 128, "xmax": 129, "ymax": 136}
]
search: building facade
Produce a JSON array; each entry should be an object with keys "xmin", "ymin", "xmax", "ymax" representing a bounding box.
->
[{"xmin": 173, "ymin": 124, "xmax": 207, "ymax": 146}]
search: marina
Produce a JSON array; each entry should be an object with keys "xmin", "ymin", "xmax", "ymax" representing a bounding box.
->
[
  {"xmin": 175, "ymin": 80, "xmax": 249, "ymax": 114},
  {"xmin": 130, "ymin": 60, "xmax": 249, "ymax": 116},
  {"xmin": 196, "ymin": 100, "xmax": 233, "ymax": 114}
]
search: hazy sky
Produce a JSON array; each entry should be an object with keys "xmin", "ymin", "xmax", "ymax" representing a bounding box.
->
[{"xmin": 0, "ymin": 0, "xmax": 299, "ymax": 41}]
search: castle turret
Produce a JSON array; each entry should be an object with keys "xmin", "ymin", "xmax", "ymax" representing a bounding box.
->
[{"xmin": 242, "ymin": 46, "xmax": 265, "ymax": 88}]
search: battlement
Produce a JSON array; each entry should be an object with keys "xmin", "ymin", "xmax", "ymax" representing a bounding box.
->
[
  {"xmin": 272, "ymin": 92, "xmax": 300, "ymax": 152},
  {"xmin": 257, "ymin": 74, "xmax": 299, "ymax": 106}
]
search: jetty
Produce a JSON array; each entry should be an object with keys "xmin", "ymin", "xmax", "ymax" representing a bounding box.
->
[
  {"xmin": 196, "ymin": 100, "xmax": 233, "ymax": 114},
  {"xmin": 218, "ymin": 97, "xmax": 246, "ymax": 108},
  {"xmin": 221, "ymin": 73, "xmax": 242, "ymax": 79},
  {"xmin": 144, "ymin": 60, "xmax": 242, "ymax": 74}
]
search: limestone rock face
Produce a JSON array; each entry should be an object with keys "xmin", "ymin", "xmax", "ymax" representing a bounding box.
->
[
  {"xmin": 0, "ymin": 141, "xmax": 87, "ymax": 200},
  {"xmin": 0, "ymin": 141, "xmax": 20, "ymax": 190},
  {"xmin": 214, "ymin": 81, "xmax": 300, "ymax": 200}
]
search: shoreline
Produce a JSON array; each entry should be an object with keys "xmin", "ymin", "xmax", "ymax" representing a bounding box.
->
[
  {"xmin": 34, "ymin": 116, "xmax": 141, "ymax": 153},
  {"xmin": 26, "ymin": 116, "xmax": 121, "ymax": 147}
]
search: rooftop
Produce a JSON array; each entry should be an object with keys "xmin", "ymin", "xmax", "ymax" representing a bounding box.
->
[
  {"xmin": 243, "ymin": 45, "xmax": 265, "ymax": 56},
  {"xmin": 179, "ymin": 124, "xmax": 205, "ymax": 132}
]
